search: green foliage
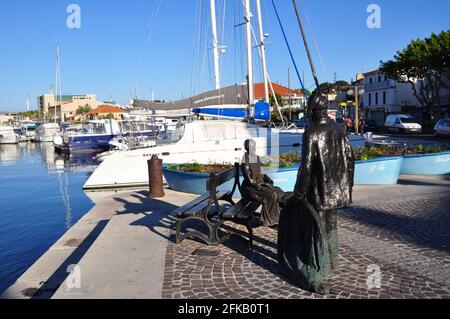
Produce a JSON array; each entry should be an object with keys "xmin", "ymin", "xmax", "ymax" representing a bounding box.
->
[
  {"xmin": 405, "ymin": 144, "xmax": 449, "ymax": 155},
  {"xmin": 18, "ymin": 110, "xmax": 44, "ymax": 119},
  {"xmin": 261, "ymin": 152, "xmax": 301, "ymax": 169},
  {"xmin": 354, "ymin": 144, "xmax": 449, "ymax": 161},
  {"xmin": 76, "ymin": 104, "xmax": 92, "ymax": 115},
  {"xmin": 166, "ymin": 163, "xmax": 233, "ymax": 174}
]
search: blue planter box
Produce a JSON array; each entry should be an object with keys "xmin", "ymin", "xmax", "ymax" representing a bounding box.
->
[
  {"xmin": 354, "ymin": 156, "xmax": 403, "ymax": 185},
  {"xmin": 163, "ymin": 168, "xmax": 239, "ymax": 196},
  {"xmin": 164, "ymin": 156, "xmax": 405, "ymax": 195},
  {"xmin": 263, "ymin": 166, "xmax": 299, "ymax": 192},
  {"xmin": 400, "ymin": 151, "xmax": 450, "ymax": 175}
]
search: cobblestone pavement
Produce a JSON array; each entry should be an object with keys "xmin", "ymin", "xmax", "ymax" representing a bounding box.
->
[{"xmin": 162, "ymin": 196, "xmax": 450, "ymax": 299}]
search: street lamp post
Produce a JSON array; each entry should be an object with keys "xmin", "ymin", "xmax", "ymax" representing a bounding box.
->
[{"xmin": 347, "ymin": 86, "xmax": 365, "ymax": 134}]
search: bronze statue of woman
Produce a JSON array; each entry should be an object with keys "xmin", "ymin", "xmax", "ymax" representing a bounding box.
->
[
  {"xmin": 278, "ymin": 92, "xmax": 355, "ymax": 294},
  {"xmin": 241, "ymin": 139, "xmax": 285, "ymax": 227}
]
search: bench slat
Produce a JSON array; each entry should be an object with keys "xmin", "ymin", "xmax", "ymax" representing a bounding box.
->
[
  {"xmin": 207, "ymin": 167, "xmax": 236, "ymax": 191},
  {"xmin": 172, "ymin": 193, "xmax": 211, "ymax": 216},
  {"xmin": 221, "ymin": 200, "xmax": 260, "ymax": 220},
  {"xmin": 177, "ymin": 191, "xmax": 228, "ymax": 218}
]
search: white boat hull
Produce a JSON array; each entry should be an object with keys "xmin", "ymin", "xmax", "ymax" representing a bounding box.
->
[{"xmin": 0, "ymin": 135, "xmax": 19, "ymax": 144}]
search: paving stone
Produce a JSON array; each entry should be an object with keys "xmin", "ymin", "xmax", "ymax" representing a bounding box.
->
[{"xmin": 162, "ymin": 197, "xmax": 450, "ymax": 299}]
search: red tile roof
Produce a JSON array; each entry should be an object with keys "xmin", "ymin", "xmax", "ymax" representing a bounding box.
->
[
  {"xmin": 89, "ymin": 105, "xmax": 125, "ymax": 115},
  {"xmin": 254, "ymin": 82, "xmax": 303, "ymax": 98}
]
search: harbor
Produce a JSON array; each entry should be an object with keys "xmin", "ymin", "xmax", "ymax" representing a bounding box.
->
[
  {"xmin": 1, "ymin": 0, "xmax": 449, "ymax": 305},
  {"xmin": 1, "ymin": 171, "xmax": 449, "ymax": 299}
]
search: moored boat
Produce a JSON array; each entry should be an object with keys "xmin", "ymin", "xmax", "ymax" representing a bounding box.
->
[
  {"xmin": 35, "ymin": 123, "xmax": 60, "ymax": 143},
  {"xmin": 0, "ymin": 126, "xmax": 20, "ymax": 144},
  {"xmin": 53, "ymin": 120, "xmax": 121, "ymax": 154}
]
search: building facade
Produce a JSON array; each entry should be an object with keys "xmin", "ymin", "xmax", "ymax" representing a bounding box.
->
[
  {"xmin": 37, "ymin": 94, "xmax": 105, "ymax": 121},
  {"xmin": 254, "ymin": 82, "xmax": 307, "ymax": 110},
  {"xmin": 88, "ymin": 105, "xmax": 125, "ymax": 120},
  {"xmin": 362, "ymin": 69, "xmax": 420, "ymax": 126}
]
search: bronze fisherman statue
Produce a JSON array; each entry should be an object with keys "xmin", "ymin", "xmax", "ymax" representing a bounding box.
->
[{"xmin": 278, "ymin": 91, "xmax": 355, "ymax": 294}]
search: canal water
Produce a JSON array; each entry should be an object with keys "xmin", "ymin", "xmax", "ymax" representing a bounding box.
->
[{"xmin": 0, "ymin": 143, "xmax": 98, "ymax": 294}]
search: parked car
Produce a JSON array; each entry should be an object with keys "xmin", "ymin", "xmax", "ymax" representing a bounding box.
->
[
  {"xmin": 434, "ymin": 119, "xmax": 450, "ymax": 138},
  {"xmin": 363, "ymin": 119, "xmax": 378, "ymax": 132},
  {"xmin": 385, "ymin": 115, "xmax": 422, "ymax": 134}
]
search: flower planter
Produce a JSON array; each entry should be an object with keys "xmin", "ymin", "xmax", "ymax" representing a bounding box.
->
[
  {"xmin": 263, "ymin": 157, "xmax": 403, "ymax": 190},
  {"xmin": 263, "ymin": 166, "xmax": 300, "ymax": 192},
  {"xmin": 354, "ymin": 156, "xmax": 403, "ymax": 185},
  {"xmin": 164, "ymin": 155, "xmax": 406, "ymax": 195},
  {"xmin": 163, "ymin": 167, "xmax": 238, "ymax": 195},
  {"xmin": 400, "ymin": 151, "xmax": 450, "ymax": 175}
]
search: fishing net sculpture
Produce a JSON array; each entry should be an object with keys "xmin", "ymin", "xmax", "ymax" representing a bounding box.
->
[{"xmin": 277, "ymin": 91, "xmax": 355, "ymax": 294}]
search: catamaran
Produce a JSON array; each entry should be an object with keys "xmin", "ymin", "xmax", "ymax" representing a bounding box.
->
[{"xmin": 83, "ymin": 0, "xmax": 366, "ymax": 190}]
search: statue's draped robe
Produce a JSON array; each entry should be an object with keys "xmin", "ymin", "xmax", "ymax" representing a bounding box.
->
[
  {"xmin": 241, "ymin": 154, "xmax": 284, "ymax": 227},
  {"xmin": 278, "ymin": 118, "xmax": 355, "ymax": 292}
]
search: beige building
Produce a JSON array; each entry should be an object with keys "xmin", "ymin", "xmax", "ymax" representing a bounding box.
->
[{"xmin": 37, "ymin": 94, "xmax": 105, "ymax": 121}]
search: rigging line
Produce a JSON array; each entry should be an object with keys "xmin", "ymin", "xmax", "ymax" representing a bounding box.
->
[
  {"xmin": 195, "ymin": 0, "xmax": 205, "ymax": 95},
  {"xmin": 198, "ymin": 2, "xmax": 211, "ymax": 94},
  {"xmin": 292, "ymin": 0, "xmax": 320, "ymax": 91},
  {"xmin": 250, "ymin": 22, "xmax": 285, "ymax": 125},
  {"xmin": 135, "ymin": 0, "xmax": 163, "ymax": 79},
  {"xmin": 190, "ymin": 0, "xmax": 201, "ymax": 97},
  {"xmin": 303, "ymin": 4, "xmax": 330, "ymax": 84},
  {"xmin": 270, "ymin": 0, "xmax": 308, "ymax": 100}
]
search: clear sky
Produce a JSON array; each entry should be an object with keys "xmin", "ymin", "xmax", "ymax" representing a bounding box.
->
[{"xmin": 0, "ymin": 0, "xmax": 449, "ymax": 111}]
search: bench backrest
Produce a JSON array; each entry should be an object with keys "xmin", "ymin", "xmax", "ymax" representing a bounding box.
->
[{"xmin": 206, "ymin": 163, "xmax": 240, "ymax": 197}]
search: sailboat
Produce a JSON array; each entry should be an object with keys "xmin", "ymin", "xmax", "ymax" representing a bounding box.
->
[{"xmin": 84, "ymin": 0, "xmax": 365, "ymax": 190}]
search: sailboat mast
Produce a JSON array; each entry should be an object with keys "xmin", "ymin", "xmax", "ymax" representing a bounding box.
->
[
  {"xmin": 244, "ymin": 0, "xmax": 254, "ymax": 116},
  {"xmin": 56, "ymin": 41, "xmax": 63, "ymax": 122},
  {"xmin": 210, "ymin": 0, "xmax": 221, "ymax": 90},
  {"xmin": 26, "ymin": 96, "xmax": 30, "ymax": 112},
  {"xmin": 255, "ymin": 0, "xmax": 269, "ymax": 103},
  {"xmin": 292, "ymin": 0, "xmax": 320, "ymax": 91}
]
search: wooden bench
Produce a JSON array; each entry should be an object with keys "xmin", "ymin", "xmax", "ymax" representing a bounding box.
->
[{"xmin": 174, "ymin": 163, "xmax": 260, "ymax": 249}]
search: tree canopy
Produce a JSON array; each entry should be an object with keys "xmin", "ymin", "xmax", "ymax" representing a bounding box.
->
[
  {"xmin": 76, "ymin": 104, "xmax": 92, "ymax": 115},
  {"xmin": 381, "ymin": 30, "xmax": 450, "ymax": 122}
]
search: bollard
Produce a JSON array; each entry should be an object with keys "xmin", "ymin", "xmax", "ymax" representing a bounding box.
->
[{"xmin": 148, "ymin": 155, "xmax": 165, "ymax": 198}]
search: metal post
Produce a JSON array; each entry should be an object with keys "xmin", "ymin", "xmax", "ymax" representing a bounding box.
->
[
  {"xmin": 210, "ymin": 0, "xmax": 221, "ymax": 90},
  {"xmin": 255, "ymin": 0, "xmax": 269, "ymax": 103},
  {"xmin": 355, "ymin": 86, "xmax": 359, "ymax": 134},
  {"xmin": 244, "ymin": 0, "xmax": 254, "ymax": 117},
  {"xmin": 148, "ymin": 155, "xmax": 165, "ymax": 198}
]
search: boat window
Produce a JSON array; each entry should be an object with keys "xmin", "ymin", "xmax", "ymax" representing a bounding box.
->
[{"xmin": 83, "ymin": 123, "xmax": 106, "ymax": 134}]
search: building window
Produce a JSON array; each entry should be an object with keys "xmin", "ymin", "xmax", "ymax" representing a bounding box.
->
[
  {"xmin": 368, "ymin": 93, "xmax": 372, "ymax": 106},
  {"xmin": 384, "ymin": 74, "xmax": 388, "ymax": 81},
  {"xmin": 370, "ymin": 78, "xmax": 373, "ymax": 84},
  {"xmin": 378, "ymin": 76, "xmax": 381, "ymax": 82},
  {"xmin": 375, "ymin": 92, "xmax": 379, "ymax": 105},
  {"xmin": 383, "ymin": 91, "xmax": 386, "ymax": 104}
]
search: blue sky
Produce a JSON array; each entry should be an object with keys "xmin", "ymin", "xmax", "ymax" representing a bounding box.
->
[{"xmin": 0, "ymin": 0, "xmax": 449, "ymax": 111}]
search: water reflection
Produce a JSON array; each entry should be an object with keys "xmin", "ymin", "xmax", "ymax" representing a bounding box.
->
[
  {"xmin": 0, "ymin": 142, "xmax": 99, "ymax": 294},
  {"xmin": 36, "ymin": 142, "xmax": 100, "ymax": 174},
  {"xmin": 0, "ymin": 144, "xmax": 20, "ymax": 165}
]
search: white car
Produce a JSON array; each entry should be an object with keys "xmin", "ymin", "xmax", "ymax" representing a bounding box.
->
[
  {"xmin": 434, "ymin": 119, "xmax": 450, "ymax": 138},
  {"xmin": 385, "ymin": 115, "xmax": 422, "ymax": 134}
]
